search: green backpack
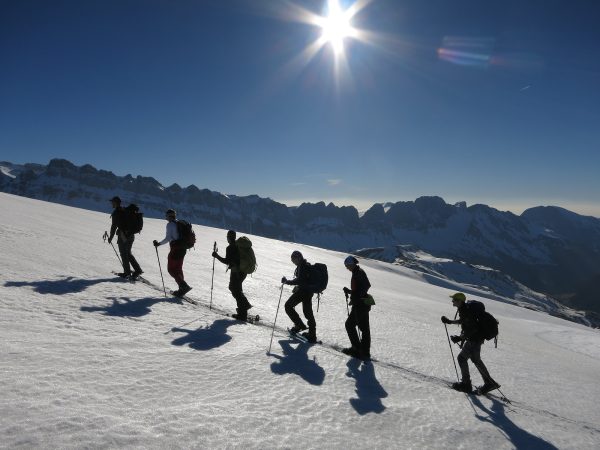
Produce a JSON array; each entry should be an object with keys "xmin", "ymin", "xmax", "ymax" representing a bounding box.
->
[{"xmin": 236, "ymin": 236, "xmax": 257, "ymax": 274}]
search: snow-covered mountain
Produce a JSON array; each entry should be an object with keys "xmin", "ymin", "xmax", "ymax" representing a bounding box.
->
[
  {"xmin": 2, "ymin": 159, "xmax": 599, "ymax": 322},
  {"xmin": 1, "ymin": 192, "xmax": 600, "ymax": 449}
]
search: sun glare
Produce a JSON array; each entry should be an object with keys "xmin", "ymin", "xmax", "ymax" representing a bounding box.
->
[{"xmin": 318, "ymin": 0, "xmax": 356, "ymax": 54}]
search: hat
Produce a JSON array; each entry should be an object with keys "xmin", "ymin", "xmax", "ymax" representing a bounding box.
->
[
  {"xmin": 344, "ymin": 255, "xmax": 358, "ymax": 266},
  {"xmin": 165, "ymin": 209, "xmax": 176, "ymax": 216},
  {"xmin": 109, "ymin": 196, "xmax": 121, "ymax": 203},
  {"xmin": 291, "ymin": 250, "xmax": 303, "ymax": 260},
  {"xmin": 450, "ymin": 292, "xmax": 466, "ymax": 302}
]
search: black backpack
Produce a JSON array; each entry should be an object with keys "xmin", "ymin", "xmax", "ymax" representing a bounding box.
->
[
  {"xmin": 124, "ymin": 204, "xmax": 143, "ymax": 234},
  {"xmin": 467, "ymin": 300, "xmax": 499, "ymax": 345},
  {"xmin": 176, "ymin": 220, "xmax": 196, "ymax": 249},
  {"xmin": 307, "ymin": 263, "xmax": 328, "ymax": 294}
]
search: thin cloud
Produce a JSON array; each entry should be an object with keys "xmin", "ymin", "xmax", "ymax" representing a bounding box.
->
[{"xmin": 327, "ymin": 179, "xmax": 342, "ymax": 186}]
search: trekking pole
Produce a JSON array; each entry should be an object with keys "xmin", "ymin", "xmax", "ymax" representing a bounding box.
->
[
  {"xmin": 210, "ymin": 242, "xmax": 217, "ymax": 310},
  {"xmin": 268, "ymin": 284, "xmax": 284, "ymax": 354},
  {"xmin": 444, "ymin": 323, "xmax": 460, "ymax": 382},
  {"xmin": 103, "ymin": 231, "xmax": 122, "ymax": 266},
  {"xmin": 344, "ymin": 292, "xmax": 350, "ymax": 316},
  {"xmin": 155, "ymin": 246, "xmax": 167, "ymax": 298}
]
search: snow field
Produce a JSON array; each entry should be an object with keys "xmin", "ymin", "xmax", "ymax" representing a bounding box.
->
[{"xmin": 1, "ymin": 192, "xmax": 600, "ymax": 449}]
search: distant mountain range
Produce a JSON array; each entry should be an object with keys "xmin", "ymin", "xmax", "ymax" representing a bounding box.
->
[{"xmin": 2, "ymin": 158, "xmax": 599, "ymax": 324}]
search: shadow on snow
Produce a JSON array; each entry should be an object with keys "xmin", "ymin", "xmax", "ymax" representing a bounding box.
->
[
  {"xmin": 470, "ymin": 395, "xmax": 559, "ymax": 449},
  {"xmin": 4, "ymin": 276, "xmax": 121, "ymax": 295},
  {"xmin": 81, "ymin": 296, "xmax": 176, "ymax": 318},
  {"xmin": 270, "ymin": 338, "xmax": 326, "ymax": 386},
  {"xmin": 346, "ymin": 358, "xmax": 388, "ymax": 415},
  {"xmin": 170, "ymin": 318, "xmax": 237, "ymax": 351}
]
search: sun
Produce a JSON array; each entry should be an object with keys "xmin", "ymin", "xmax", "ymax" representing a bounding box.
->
[{"xmin": 317, "ymin": 0, "xmax": 357, "ymax": 55}]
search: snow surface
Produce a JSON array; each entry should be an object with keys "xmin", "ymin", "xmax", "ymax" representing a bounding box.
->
[{"xmin": 1, "ymin": 192, "xmax": 600, "ymax": 449}]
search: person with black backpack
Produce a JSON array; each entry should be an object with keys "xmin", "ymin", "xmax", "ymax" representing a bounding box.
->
[
  {"xmin": 153, "ymin": 209, "xmax": 192, "ymax": 297},
  {"xmin": 212, "ymin": 230, "xmax": 253, "ymax": 321},
  {"xmin": 342, "ymin": 256, "xmax": 372, "ymax": 361},
  {"xmin": 441, "ymin": 292, "xmax": 500, "ymax": 394},
  {"xmin": 107, "ymin": 196, "xmax": 143, "ymax": 279},
  {"xmin": 282, "ymin": 250, "xmax": 317, "ymax": 343}
]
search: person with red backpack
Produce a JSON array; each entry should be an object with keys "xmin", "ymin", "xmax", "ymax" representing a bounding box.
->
[
  {"xmin": 108, "ymin": 196, "xmax": 143, "ymax": 279},
  {"xmin": 442, "ymin": 292, "xmax": 500, "ymax": 394},
  {"xmin": 212, "ymin": 230, "xmax": 253, "ymax": 321},
  {"xmin": 153, "ymin": 209, "xmax": 192, "ymax": 297}
]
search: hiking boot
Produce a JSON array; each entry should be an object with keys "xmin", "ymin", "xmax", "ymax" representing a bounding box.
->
[
  {"xmin": 452, "ymin": 380, "xmax": 472, "ymax": 393},
  {"xmin": 477, "ymin": 381, "xmax": 501, "ymax": 395},
  {"xmin": 172, "ymin": 289, "xmax": 182, "ymax": 297},
  {"xmin": 301, "ymin": 331, "xmax": 317, "ymax": 343},
  {"xmin": 131, "ymin": 270, "xmax": 143, "ymax": 279},
  {"xmin": 358, "ymin": 350, "xmax": 371, "ymax": 361},
  {"xmin": 231, "ymin": 313, "xmax": 248, "ymax": 321},
  {"xmin": 179, "ymin": 284, "xmax": 192, "ymax": 296},
  {"xmin": 116, "ymin": 272, "xmax": 132, "ymax": 278},
  {"xmin": 289, "ymin": 324, "xmax": 307, "ymax": 334},
  {"xmin": 342, "ymin": 347, "xmax": 360, "ymax": 357}
]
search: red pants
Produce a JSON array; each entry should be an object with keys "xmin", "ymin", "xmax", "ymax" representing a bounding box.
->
[{"xmin": 167, "ymin": 246, "xmax": 186, "ymax": 285}]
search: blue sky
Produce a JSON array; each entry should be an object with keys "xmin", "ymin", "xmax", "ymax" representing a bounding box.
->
[{"xmin": 1, "ymin": 0, "xmax": 599, "ymax": 216}]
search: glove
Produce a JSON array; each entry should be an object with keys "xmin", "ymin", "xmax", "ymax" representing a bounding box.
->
[
  {"xmin": 153, "ymin": 240, "xmax": 159, "ymax": 247},
  {"xmin": 343, "ymin": 287, "xmax": 351, "ymax": 295},
  {"xmin": 441, "ymin": 316, "xmax": 451, "ymax": 324},
  {"xmin": 451, "ymin": 335, "xmax": 462, "ymax": 344},
  {"xmin": 281, "ymin": 277, "xmax": 288, "ymax": 284},
  {"xmin": 107, "ymin": 237, "xmax": 112, "ymax": 244},
  {"xmin": 211, "ymin": 251, "xmax": 217, "ymax": 258}
]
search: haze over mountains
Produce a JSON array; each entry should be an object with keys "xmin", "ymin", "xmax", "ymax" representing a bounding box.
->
[{"xmin": 1, "ymin": 158, "xmax": 599, "ymax": 324}]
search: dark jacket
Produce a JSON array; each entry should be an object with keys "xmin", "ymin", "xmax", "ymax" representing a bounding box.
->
[
  {"xmin": 109, "ymin": 206, "xmax": 128, "ymax": 240},
  {"xmin": 457, "ymin": 303, "xmax": 484, "ymax": 342},
  {"xmin": 349, "ymin": 266, "xmax": 371, "ymax": 306},
  {"xmin": 286, "ymin": 260, "xmax": 312, "ymax": 292},
  {"xmin": 223, "ymin": 243, "xmax": 240, "ymax": 271}
]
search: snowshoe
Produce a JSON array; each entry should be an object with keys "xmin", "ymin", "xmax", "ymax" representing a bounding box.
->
[
  {"xmin": 475, "ymin": 381, "xmax": 501, "ymax": 395},
  {"xmin": 289, "ymin": 324, "xmax": 308, "ymax": 334},
  {"xmin": 301, "ymin": 331, "xmax": 317, "ymax": 343}
]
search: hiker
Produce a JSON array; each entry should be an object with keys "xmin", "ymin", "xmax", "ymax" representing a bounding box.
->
[
  {"xmin": 342, "ymin": 256, "xmax": 372, "ymax": 361},
  {"xmin": 153, "ymin": 209, "xmax": 192, "ymax": 297},
  {"xmin": 107, "ymin": 196, "xmax": 142, "ymax": 278},
  {"xmin": 441, "ymin": 292, "xmax": 500, "ymax": 394},
  {"xmin": 212, "ymin": 230, "xmax": 253, "ymax": 320},
  {"xmin": 281, "ymin": 250, "xmax": 317, "ymax": 343}
]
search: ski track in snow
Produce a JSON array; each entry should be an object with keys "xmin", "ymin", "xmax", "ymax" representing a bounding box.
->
[{"xmin": 1, "ymin": 192, "xmax": 600, "ymax": 449}]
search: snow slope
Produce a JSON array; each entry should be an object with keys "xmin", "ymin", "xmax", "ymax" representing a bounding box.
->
[{"xmin": 1, "ymin": 192, "xmax": 599, "ymax": 449}]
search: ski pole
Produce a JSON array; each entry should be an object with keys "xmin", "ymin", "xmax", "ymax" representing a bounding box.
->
[
  {"xmin": 268, "ymin": 284, "xmax": 284, "ymax": 354},
  {"xmin": 210, "ymin": 241, "xmax": 217, "ymax": 310},
  {"xmin": 444, "ymin": 323, "xmax": 460, "ymax": 382},
  {"xmin": 155, "ymin": 246, "xmax": 167, "ymax": 298},
  {"xmin": 103, "ymin": 231, "xmax": 122, "ymax": 266}
]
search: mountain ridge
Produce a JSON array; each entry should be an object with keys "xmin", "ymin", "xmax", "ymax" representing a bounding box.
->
[{"xmin": 1, "ymin": 158, "xmax": 599, "ymax": 320}]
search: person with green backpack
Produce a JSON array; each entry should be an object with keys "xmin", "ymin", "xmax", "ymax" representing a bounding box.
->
[{"xmin": 212, "ymin": 230, "xmax": 255, "ymax": 321}]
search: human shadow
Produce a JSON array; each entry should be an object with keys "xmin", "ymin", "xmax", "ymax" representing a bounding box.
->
[
  {"xmin": 270, "ymin": 339, "xmax": 325, "ymax": 386},
  {"xmin": 470, "ymin": 395, "xmax": 559, "ymax": 449},
  {"xmin": 81, "ymin": 296, "xmax": 172, "ymax": 318},
  {"xmin": 5, "ymin": 277, "xmax": 120, "ymax": 295},
  {"xmin": 171, "ymin": 319, "xmax": 236, "ymax": 351},
  {"xmin": 346, "ymin": 358, "xmax": 388, "ymax": 415}
]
